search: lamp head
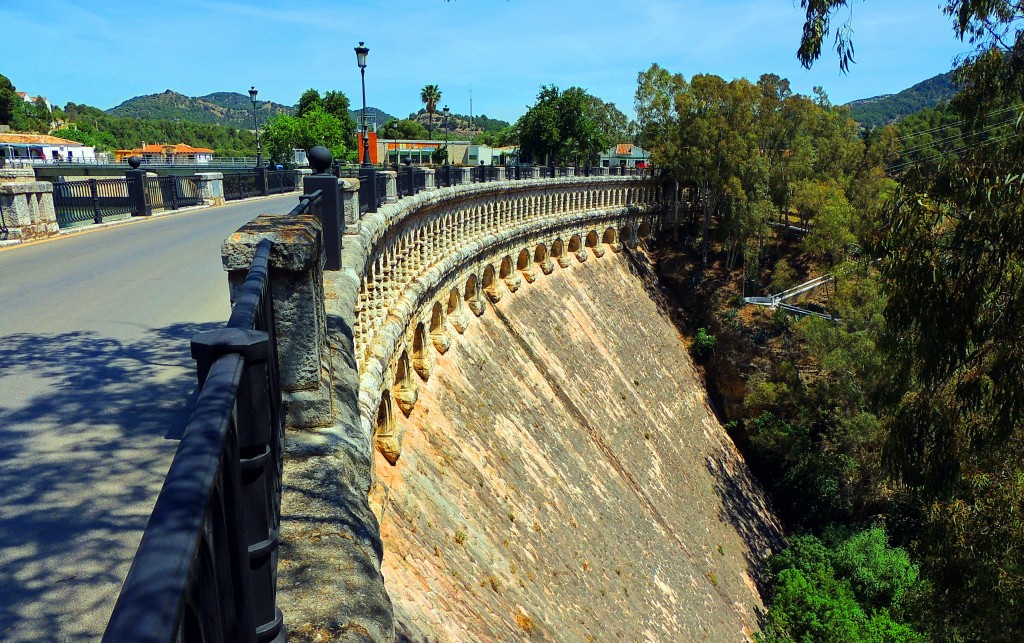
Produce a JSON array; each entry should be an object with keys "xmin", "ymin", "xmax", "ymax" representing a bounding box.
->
[
  {"xmin": 248, "ymin": 86, "xmax": 258, "ymax": 102},
  {"xmin": 354, "ymin": 42, "xmax": 369, "ymax": 69}
]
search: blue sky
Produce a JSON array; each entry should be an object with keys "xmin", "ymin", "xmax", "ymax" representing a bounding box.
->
[{"xmin": 4, "ymin": 1, "xmax": 968, "ymax": 123}]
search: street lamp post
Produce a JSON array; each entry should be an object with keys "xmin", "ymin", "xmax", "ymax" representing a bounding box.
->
[
  {"xmin": 442, "ymin": 105, "xmax": 450, "ymax": 165},
  {"xmin": 355, "ymin": 42, "xmax": 372, "ymax": 168},
  {"xmin": 248, "ymin": 86, "xmax": 262, "ymax": 167}
]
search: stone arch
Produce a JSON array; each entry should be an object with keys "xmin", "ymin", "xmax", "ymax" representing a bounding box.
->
[
  {"xmin": 412, "ymin": 321, "xmax": 432, "ymax": 381},
  {"xmin": 465, "ymin": 274, "xmax": 485, "ymax": 316},
  {"xmin": 535, "ymin": 243, "xmax": 554, "ymax": 275},
  {"xmin": 603, "ymin": 226, "xmax": 622, "ymax": 253},
  {"xmin": 447, "ymin": 288, "xmax": 467, "ymax": 334},
  {"xmin": 637, "ymin": 221, "xmax": 651, "ymax": 239},
  {"xmin": 620, "ymin": 223, "xmax": 635, "ymax": 248},
  {"xmin": 568, "ymin": 233, "xmax": 587, "ymax": 263},
  {"xmin": 551, "ymin": 238, "xmax": 570, "ymax": 268},
  {"xmin": 374, "ymin": 392, "xmax": 400, "ymax": 465},
  {"xmin": 501, "ymin": 255, "xmax": 521, "ymax": 292},
  {"xmin": 585, "ymin": 229, "xmax": 604, "ymax": 258},
  {"xmin": 517, "ymin": 248, "xmax": 537, "ymax": 283},
  {"xmin": 394, "ymin": 350, "xmax": 417, "ymax": 417},
  {"xmin": 429, "ymin": 301, "xmax": 449, "ymax": 353},
  {"xmin": 482, "ymin": 264, "xmax": 502, "ymax": 302}
]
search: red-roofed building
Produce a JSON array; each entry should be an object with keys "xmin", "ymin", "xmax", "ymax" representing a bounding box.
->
[
  {"xmin": 114, "ymin": 143, "xmax": 215, "ymax": 164},
  {"xmin": 600, "ymin": 143, "xmax": 650, "ymax": 169}
]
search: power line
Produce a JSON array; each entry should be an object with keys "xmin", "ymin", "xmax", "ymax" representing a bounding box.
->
[{"xmin": 888, "ymin": 130, "xmax": 1021, "ymax": 173}]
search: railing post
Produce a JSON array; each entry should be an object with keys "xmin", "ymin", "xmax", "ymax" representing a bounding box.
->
[
  {"xmin": 125, "ymin": 156, "xmax": 151, "ymax": 217},
  {"xmin": 89, "ymin": 178, "xmax": 102, "ymax": 224},
  {"xmin": 169, "ymin": 177, "xmax": 179, "ymax": 210},
  {"xmin": 255, "ymin": 166, "xmax": 268, "ymax": 197},
  {"xmin": 303, "ymin": 147, "xmax": 342, "ymax": 271}
]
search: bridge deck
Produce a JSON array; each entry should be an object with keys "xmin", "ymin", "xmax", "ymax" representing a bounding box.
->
[{"xmin": 0, "ymin": 194, "xmax": 295, "ymax": 642}]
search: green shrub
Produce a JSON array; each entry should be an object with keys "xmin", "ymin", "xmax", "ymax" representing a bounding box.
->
[
  {"xmin": 691, "ymin": 327, "xmax": 717, "ymax": 360},
  {"xmin": 758, "ymin": 528, "xmax": 924, "ymax": 643}
]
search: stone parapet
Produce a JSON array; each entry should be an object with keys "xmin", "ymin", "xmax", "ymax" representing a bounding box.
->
[
  {"xmin": 222, "ymin": 213, "xmax": 333, "ymax": 429},
  {"xmin": 0, "ymin": 168, "xmax": 35, "ymax": 184},
  {"xmin": 0, "ymin": 180, "xmax": 59, "ymax": 242},
  {"xmin": 194, "ymin": 172, "xmax": 225, "ymax": 206},
  {"xmin": 382, "ymin": 171, "xmax": 397, "ymax": 203},
  {"xmin": 340, "ymin": 177, "xmax": 361, "ymax": 235}
]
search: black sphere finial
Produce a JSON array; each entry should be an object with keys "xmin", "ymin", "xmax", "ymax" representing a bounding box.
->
[
  {"xmin": 128, "ymin": 155, "xmax": 142, "ymax": 169},
  {"xmin": 308, "ymin": 146, "xmax": 332, "ymax": 174}
]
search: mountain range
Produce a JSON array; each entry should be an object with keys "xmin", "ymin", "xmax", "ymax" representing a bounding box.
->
[
  {"xmin": 107, "ymin": 90, "xmax": 397, "ymax": 130},
  {"xmin": 846, "ymin": 71, "xmax": 957, "ymax": 127}
]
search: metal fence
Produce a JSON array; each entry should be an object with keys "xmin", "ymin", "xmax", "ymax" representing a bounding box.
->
[
  {"xmin": 266, "ymin": 170, "xmax": 297, "ymax": 195},
  {"xmin": 102, "ymin": 192, "xmax": 325, "ymax": 642},
  {"xmin": 146, "ymin": 176, "xmax": 203, "ymax": 211},
  {"xmin": 52, "ymin": 178, "xmax": 134, "ymax": 228},
  {"xmin": 224, "ymin": 172, "xmax": 260, "ymax": 201}
]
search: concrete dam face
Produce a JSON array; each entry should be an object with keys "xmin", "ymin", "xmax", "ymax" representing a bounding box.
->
[{"xmin": 368, "ymin": 249, "xmax": 781, "ymax": 641}]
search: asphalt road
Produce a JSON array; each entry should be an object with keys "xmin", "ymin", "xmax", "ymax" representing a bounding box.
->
[{"xmin": 0, "ymin": 194, "xmax": 297, "ymax": 642}]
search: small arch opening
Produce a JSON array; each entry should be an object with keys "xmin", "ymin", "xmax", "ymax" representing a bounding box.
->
[
  {"xmin": 517, "ymin": 249, "xmax": 530, "ymax": 271},
  {"xmin": 465, "ymin": 274, "xmax": 478, "ymax": 303},
  {"xmin": 534, "ymin": 244, "xmax": 547, "ymax": 265},
  {"xmin": 568, "ymin": 235, "xmax": 582, "ymax": 254},
  {"xmin": 602, "ymin": 227, "xmax": 617, "ymax": 245},
  {"xmin": 620, "ymin": 224, "xmax": 634, "ymax": 245},
  {"xmin": 551, "ymin": 239, "xmax": 564, "ymax": 259},
  {"xmin": 430, "ymin": 302, "xmax": 444, "ymax": 336},
  {"xmin": 447, "ymin": 289, "xmax": 460, "ymax": 315},
  {"xmin": 499, "ymin": 256, "xmax": 513, "ymax": 279},
  {"xmin": 638, "ymin": 222, "xmax": 651, "ymax": 238},
  {"xmin": 585, "ymin": 231, "xmax": 599, "ymax": 248}
]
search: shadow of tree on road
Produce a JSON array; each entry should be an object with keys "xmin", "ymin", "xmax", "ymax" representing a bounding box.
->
[{"xmin": 0, "ymin": 321, "xmax": 219, "ymax": 642}]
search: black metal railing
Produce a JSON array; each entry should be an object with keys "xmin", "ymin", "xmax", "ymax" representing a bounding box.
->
[
  {"xmin": 104, "ymin": 236, "xmax": 287, "ymax": 643},
  {"xmin": 53, "ymin": 178, "xmax": 134, "ymax": 228},
  {"xmin": 266, "ymin": 170, "xmax": 297, "ymax": 195},
  {"xmin": 146, "ymin": 176, "xmax": 203, "ymax": 211},
  {"xmin": 224, "ymin": 172, "xmax": 260, "ymax": 201}
]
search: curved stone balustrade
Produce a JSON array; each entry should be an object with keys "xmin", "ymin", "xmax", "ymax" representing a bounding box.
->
[{"xmin": 338, "ymin": 176, "xmax": 667, "ymax": 464}]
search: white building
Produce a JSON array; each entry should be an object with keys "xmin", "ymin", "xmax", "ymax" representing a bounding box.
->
[{"xmin": 0, "ymin": 133, "xmax": 97, "ymax": 163}]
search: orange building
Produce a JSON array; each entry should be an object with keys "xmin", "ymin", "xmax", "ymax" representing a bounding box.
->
[{"xmin": 114, "ymin": 143, "xmax": 215, "ymax": 164}]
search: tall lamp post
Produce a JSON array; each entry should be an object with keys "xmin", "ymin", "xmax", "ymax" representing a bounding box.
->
[
  {"xmin": 355, "ymin": 42, "xmax": 372, "ymax": 168},
  {"xmin": 442, "ymin": 105, "xmax": 450, "ymax": 165},
  {"xmin": 248, "ymin": 86, "xmax": 262, "ymax": 167}
]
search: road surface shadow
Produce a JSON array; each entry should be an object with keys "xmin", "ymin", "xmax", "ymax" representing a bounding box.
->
[{"xmin": 0, "ymin": 321, "xmax": 219, "ymax": 642}]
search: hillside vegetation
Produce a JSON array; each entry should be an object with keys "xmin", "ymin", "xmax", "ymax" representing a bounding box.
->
[
  {"xmin": 107, "ymin": 90, "xmax": 294, "ymax": 129},
  {"xmin": 847, "ymin": 72, "xmax": 957, "ymax": 127}
]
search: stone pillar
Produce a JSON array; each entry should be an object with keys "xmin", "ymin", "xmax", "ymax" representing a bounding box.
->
[
  {"xmin": 422, "ymin": 168, "xmax": 435, "ymax": 190},
  {"xmin": 456, "ymin": 167, "xmax": 471, "ymax": 184},
  {"xmin": 565, "ymin": 166, "xmax": 575, "ymax": 177},
  {"xmin": 221, "ymin": 214, "xmax": 333, "ymax": 429},
  {"xmin": 340, "ymin": 177, "xmax": 361, "ymax": 235},
  {"xmin": 0, "ymin": 179, "xmax": 59, "ymax": 242},
  {"xmin": 295, "ymin": 168, "xmax": 313, "ymax": 189},
  {"xmin": 194, "ymin": 172, "xmax": 225, "ymax": 206},
  {"xmin": 382, "ymin": 171, "xmax": 398, "ymax": 203}
]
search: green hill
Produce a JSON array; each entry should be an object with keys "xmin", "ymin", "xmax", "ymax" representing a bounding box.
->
[
  {"xmin": 846, "ymin": 72, "xmax": 958, "ymax": 127},
  {"xmin": 107, "ymin": 90, "xmax": 294, "ymax": 128}
]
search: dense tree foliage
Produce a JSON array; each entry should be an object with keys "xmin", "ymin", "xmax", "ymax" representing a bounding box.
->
[
  {"xmin": 513, "ymin": 85, "xmax": 612, "ymax": 165},
  {"xmin": 636, "ymin": 66, "xmax": 871, "ymax": 268},
  {"xmin": 728, "ymin": 3, "xmax": 1024, "ymax": 640},
  {"xmin": 379, "ymin": 118, "xmax": 428, "ymax": 140},
  {"xmin": 263, "ymin": 89, "xmax": 358, "ymax": 164}
]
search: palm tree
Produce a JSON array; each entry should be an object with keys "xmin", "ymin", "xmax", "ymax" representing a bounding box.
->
[{"xmin": 420, "ymin": 84, "xmax": 441, "ymax": 139}]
